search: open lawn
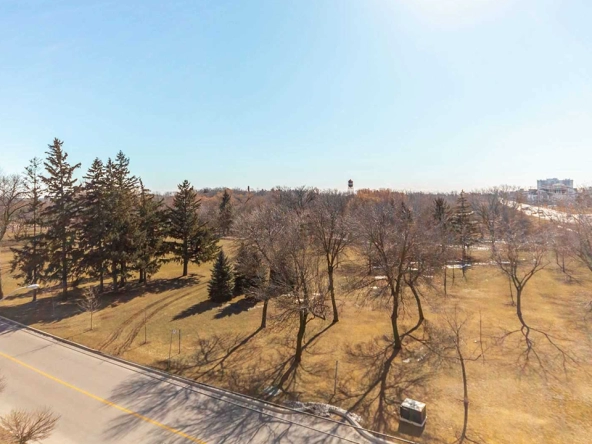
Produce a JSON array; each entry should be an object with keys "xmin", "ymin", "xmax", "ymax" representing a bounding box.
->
[{"xmin": 1, "ymin": 241, "xmax": 591, "ymax": 443}]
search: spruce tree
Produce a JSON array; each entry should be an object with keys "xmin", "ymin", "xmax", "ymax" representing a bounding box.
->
[
  {"xmin": 233, "ymin": 242, "xmax": 264, "ymax": 296},
  {"xmin": 104, "ymin": 152, "xmax": 138, "ymax": 288},
  {"xmin": 433, "ymin": 197, "xmax": 453, "ymax": 293},
  {"xmin": 77, "ymin": 158, "xmax": 109, "ymax": 292},
  {"xmin": 208, "ymin": 250, "xmax": 234, "ymax": 302},
  {"xmin": 218, "ymin": 189, "xmax": 233, "ymax": 236},
  {"xmin": 451, "ymin": 191, "xmax": 480, "ymax": 276},
  {"xmin": 40, "ymin": 139, "xmax": 81, "ymax": 297},
  {"xmin": 167, "ymin": 180, "xmax": 219, "ymax": 276},
  {"xmin": 134, "ymin": 181, "xmax": 166, "ymax": 283},
  {"xmin": 10, "ymin": 158, "xmax": 44, "ymax": 301}
]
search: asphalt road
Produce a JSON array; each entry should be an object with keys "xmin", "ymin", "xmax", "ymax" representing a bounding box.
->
[{"xmin": 0, "ymin": 319, "xmax": 373, "ymax": 444}]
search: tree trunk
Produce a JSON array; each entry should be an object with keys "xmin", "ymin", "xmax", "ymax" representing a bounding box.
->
[
  {"xmin": 391, "ymin": 299, "xmax": 402, "ymax": 350},
  {"xmin": 120, "ymin": 261, "xmax": 126, "ymax": 287},
  {"xmin": 458, "ymin": 345, "xmax": 469, "ymax": 443},
  {"xmin": 561, "ymin": 255, "xmax": 566, "ymax": 274},
  {"xmin": 0, "ymin": 257, "xmax": 4, "ymax": 299},
  {"xmin": 328, "ymin": 266, "xmax": 338, "ymax": 323},
  {"xmin": 112, "ymin": 262, "xmax": 118, "ymax": 290},
  {"xmin": 508, "ymin": 277, "xmax": 515, "ymax": 306},
  {"xmin": 62, "ymin": 257, "xmax": 68, "ymax": 298},
  {"xmin": 90, "ymin": 311, "xmax": 93, "ymax": 331},
  {"xmin": 61, "ymin": 235, "xmax": 68, "ymax": 298},
  {"xmin": 443, "ymin": 266, "xmax": 447, "ymax": 295},
  {"xmin": 99, "ymin": 264, "xmax": 104, "ymax": 293},
  {"xmin": 32, "ymin": 289, "xmax": 37, "ymax": 302},
  {"xmin": 182, "ymin": 257, "xmax": 188, "ymax": 277},
  {"xmin": 260, "ymin": 299, "xmax": 268, "ymax": 329},
  {"xmin": 409, "ymin": 283, "xmax": 424, "ymax": 325},
  {"xmin": 294, "ymin": 310, "xmax": 307, "ymax": 364},
  {"xmin": 516, "ymin": 287, "xmax": 527, "ymax": 328}
]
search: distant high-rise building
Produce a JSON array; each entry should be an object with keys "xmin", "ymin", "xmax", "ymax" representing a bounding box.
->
[
  {"xmin": 537, "ymin": 178, "xmax": 573, "ymax": 190},
  {"xmin": 531, "ymin": 178, "xmax": 575, "ymax": 202}
]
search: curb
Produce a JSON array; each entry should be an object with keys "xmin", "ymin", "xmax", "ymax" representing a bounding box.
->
[{"xmin": 0, "ymin": 315, "xmax": 414, "ymax": 444}]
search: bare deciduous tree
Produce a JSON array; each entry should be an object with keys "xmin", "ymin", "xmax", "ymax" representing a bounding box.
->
[
  {"xmin": 308, "ymin": 191, "xmax": 352, "ymax": 323},
  {"xmin": 568, "ymin": 205, "xmax": 592, "ymax": 276},
  {"xmin": 492, "ymin": 210, "xmax": 574, "ymax": 371},
  {"xmin": 78, "ymin": 287, "xmax": 100, "ymax": 330},
  {"xmin": 238, "ymin": 204, "xmax": 287, "ymax": 329},
  {"xmin": 0, "ymin": 173, "xmax": 26, "ymax": 299},
  {"xmin": 0, "ymin": 407, "xmax": 59, "ymax": 444},
  {"xmin": 492, "ymin": 214, "xmax": 547, "ymax": 338},
  {"xmin": 409, "ymin": 307, "xmax": 486, "ymax": 443},
  {"xmin": 353, "ymin": 197, "xmax": 434, "ymax": 350},
  {"xmin": 271, "ymin": 210, "xmax": 327, "ymax": 365}
]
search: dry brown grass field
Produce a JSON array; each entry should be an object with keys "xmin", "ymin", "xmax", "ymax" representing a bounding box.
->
[{"xmin": 0, "ymin": 240, "xmax": 591, "ymax": 444}]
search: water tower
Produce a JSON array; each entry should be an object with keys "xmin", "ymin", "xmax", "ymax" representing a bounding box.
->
[{"xmin": 348, "ymin": 179, "xmax": 354, "ymax": 194}]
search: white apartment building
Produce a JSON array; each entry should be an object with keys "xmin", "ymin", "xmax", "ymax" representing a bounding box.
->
[{"xmin": 527, "ymin": 178, "xmax": 575, "ymax": 202}]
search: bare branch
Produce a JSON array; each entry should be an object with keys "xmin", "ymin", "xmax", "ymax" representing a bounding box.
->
[{"xmin": 0, "ymin": 407, "xmax": 59, "ymax": 444}]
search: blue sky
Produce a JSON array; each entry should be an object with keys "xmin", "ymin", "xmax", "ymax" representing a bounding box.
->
[{"xmin": 1, "ymin": 0, "xmax": 591, "ymax": 192}]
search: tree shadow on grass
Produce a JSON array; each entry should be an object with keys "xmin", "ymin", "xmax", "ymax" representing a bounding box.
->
[
  {"xmin": 194, "ymin": 329, "xmax": 262, "ymax": 378},
  {"xmin": 171, "ymin": 299, "xmax": 217, "ymax": 321},
  {"xmin": 335, "ymin": 336, "xmax": 445, "ymax": 442},
  {"xmin": 3, "ymin": 289, "xmax": 38, "ymax": 301},
  {"xmin": 105, "ymin": 275, "xmax": 202, "ymax": 308},
  {"xmin": 0, "ymin": 276, "xmax": 202, "ymax": 329},
  {"xmin": 165, "ymin": 327, "xmax": 329, "ymax": 404},
  {"xmin": 214, "ymin": 297, "xmax": 259, "ymax": 319}
]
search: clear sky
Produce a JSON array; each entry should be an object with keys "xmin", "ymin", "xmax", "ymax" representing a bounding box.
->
[{"xmin": 1, "ymin": 0, "xmax": 591, "ymax": 192}]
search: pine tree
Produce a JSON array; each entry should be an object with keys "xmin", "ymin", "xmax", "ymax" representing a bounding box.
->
[
  {"xmin": 76, "ymin": 158, "xmax": 109, "ymax": 292},
  {"xmin": 134, "ymin": 181, "xmax": 166, "ymax": 283},
  {"xmin": 104, "ymin": 152, "xmax": 138, "ymax": 288},
  {"xmin": 433, "ymin": 197, "xmax": 453, "ymax": 294},
  {"xmin": 233, "ymin": 242, "xmax": 265, "ymax": 296},
  {"xmin": 10, "ymin": 158, "xmax": 44, "ymax": 301},
  {"xmin": 167, "ymin": 180, "xmax": 219, "ymax": 276},
  {"xmin": 451, "ymin": 191, "xmax": 480, "ymax": 276},
  {"xmin": 208, "ymin": 250, "xmax": 234, "ymax": 303},
  {"xmin": 40, "ymin": 139, "xmax": 81, "ymax": 297},
  {"xmin": 218, "ymin": 189, "xmax": 233, "ymax": 236}
]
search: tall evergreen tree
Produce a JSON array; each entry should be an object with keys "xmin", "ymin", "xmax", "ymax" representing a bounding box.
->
[
  {"xmin": 208, "ymin": 250, "xmax": 234, "ymax": 302},
  {"xmin": 451, "ymin": 191, "xmax": 480, "ymax": 276},
  {"xmin": 167, "ymin": 180, "xmax": 219, "ymax": 276},
  {"xmin": 40, "ymin": 138, "xmax": 81, "ymax": 297},
  {"xmin": 233, "ymin": 242, "xmax": 265, "ymax": 296},
  {"xmin": 104, "ymin": 152, "xmax": 138, "ymax": 288},
  {"xmin": 76, "ymin": 158, "xmax": 109, "ymax": 292},
  {"xmin": 433, "ymin": 197, "xmax": 453, "ymax": 294},
  {"xmin": 218, "ymin": 189, "xmax": 233, "ymax": 236},
  {"xmin": 134, "ymin": 181, "xmax": 166, "ymax": 283},
  {"xmin": 9, "ymin": 159, "xmax": 42, "ymax": 301}
]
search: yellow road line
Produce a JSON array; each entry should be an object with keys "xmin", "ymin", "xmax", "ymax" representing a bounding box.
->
[{"xmin": 0, "ymin": 351, "xmax": 207, "ymax": 444}]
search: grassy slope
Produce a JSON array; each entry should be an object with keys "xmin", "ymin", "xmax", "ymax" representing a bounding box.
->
[{"xmin": 0, "ymin": 242, "xmax": 591, "ymax": 444}]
